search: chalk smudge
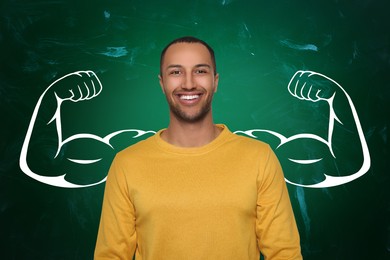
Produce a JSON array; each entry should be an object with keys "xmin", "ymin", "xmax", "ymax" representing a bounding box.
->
[
  {"xmin": 296, "ymin": 186, "xmax": 311, "ymax": 239},
  {"xmin": 99, "ymin": 47, "xmax": 128, "ymax": 58},
  {"xmin": 104, "ymin": 10, "xmax": 111, "ymax": 19},
  {"xmin": 280, "ymin": 39, "xmax": 318, "ymax": 52}
]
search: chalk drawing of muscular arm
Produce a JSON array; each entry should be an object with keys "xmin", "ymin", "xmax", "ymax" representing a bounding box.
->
[
  {"xmin": 20, "ymin": 71, "xmax": 154, "ymax": 188},
  {"xmin": 235, "ymin": 71, "xmax": 371, "ymax": 188}
]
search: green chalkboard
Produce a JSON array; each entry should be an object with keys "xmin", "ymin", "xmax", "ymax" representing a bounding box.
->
[{"xmin": 1, "ymin": 0, "xmax": 389, "ymax": 259}]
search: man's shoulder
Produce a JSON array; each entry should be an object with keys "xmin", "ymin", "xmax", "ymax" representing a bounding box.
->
[
  {"xmin": 231, "ymin": 132, "xmax": 271, "ymax": 150},
  {"xmin": 116, "ymin": 132, "xmax": 157, "ymax": 158}
]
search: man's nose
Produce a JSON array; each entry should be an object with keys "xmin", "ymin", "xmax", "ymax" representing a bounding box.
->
[{"xmin": 181, "ymin": 74, "xmax": 195, "ymax": 90}]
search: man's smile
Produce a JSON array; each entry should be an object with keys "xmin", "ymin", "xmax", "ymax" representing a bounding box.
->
[
  {"xmin": 174, "ymin": 91, "xmax": 204, "ymax": 105},
  {"xmin": 179, "ymin": 94, "xmax": 201, "ymax": 100}
]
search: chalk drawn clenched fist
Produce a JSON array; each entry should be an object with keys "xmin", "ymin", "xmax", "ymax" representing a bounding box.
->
[{"xmin": 50, "ymin": 70, "xmax": 102, "ymax": 103}]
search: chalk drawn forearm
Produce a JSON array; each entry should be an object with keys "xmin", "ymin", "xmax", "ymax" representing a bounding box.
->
[{"xmin": 48, "ymin": 71, "xmax": 103, "ymax": 155}]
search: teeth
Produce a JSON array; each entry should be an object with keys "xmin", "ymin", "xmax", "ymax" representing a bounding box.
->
[{"xmin": 180, "ymin": 95, "xmax": 199, "ymax": 100}]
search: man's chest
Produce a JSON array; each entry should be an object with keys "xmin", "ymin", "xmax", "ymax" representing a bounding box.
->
[{"xmin": 128, "ymin": 155, "xmax": 259, "ymax": 221}]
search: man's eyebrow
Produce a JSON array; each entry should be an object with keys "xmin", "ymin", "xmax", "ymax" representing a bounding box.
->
[
  {"xmin": 166, "ymin": 64, "xmax": 182, "ymax": 69},
  {"xmin": 165, "ymin": 64, "xmax": 211, "ymax": 70},
  {"xmin": 194, "ymin": 64, "xmax": 211, "ymax": 69}
]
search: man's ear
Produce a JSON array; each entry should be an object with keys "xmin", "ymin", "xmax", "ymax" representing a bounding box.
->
[
  {"xmin": 214, "ymin": 73, "xmax": 219, "ymax": 93},
  {"xmin": 158, "ymin": 74, "xmax": 165, "ymax": 94}
]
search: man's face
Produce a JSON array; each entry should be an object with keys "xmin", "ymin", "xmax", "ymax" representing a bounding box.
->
[{"xmin": 159, "ymin": 42, "xmax": 219, "ymax": 123}]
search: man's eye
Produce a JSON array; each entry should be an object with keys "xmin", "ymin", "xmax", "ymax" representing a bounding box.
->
[
  {"xmin": 195, "ymin": 69, "xmax": 207, "ymax": 74},
  {"xmin": 169, "ymin": 70, "xmax": 181, "ymax": 75}
]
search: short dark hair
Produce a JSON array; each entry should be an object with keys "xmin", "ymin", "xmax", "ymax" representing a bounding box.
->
[{"xmin": 160, "ymin": 36, "xmax": 217, "ymax": 76}]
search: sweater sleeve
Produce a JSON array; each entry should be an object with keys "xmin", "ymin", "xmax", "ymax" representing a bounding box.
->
[
  {"xmin": 255, "ymin": 146, "xmax": 302, "ymax": 260},
  {"xmin": 94, "ymin": 156, "xmax": 137, "ymax": 260}
]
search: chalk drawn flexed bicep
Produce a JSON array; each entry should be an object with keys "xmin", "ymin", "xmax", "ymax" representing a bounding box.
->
[
  {"xmin": 20, "ymin": 70, "xmax": 155, "ymax": 188},
  {"xmin": 20, "ymin": 71, "xmax": 106, "ymax": 188},
  {"xmin": 237, "ymin": 70, "xmax": 370, "ymax": 188},
  {"xmin": 286, "ymin": 71, "xmax": 370, "ymax": 187}
]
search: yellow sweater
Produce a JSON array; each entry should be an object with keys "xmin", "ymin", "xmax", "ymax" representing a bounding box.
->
[{"xmin": 95, "ymin": 125, "xmax": 302, "ymax": 260}]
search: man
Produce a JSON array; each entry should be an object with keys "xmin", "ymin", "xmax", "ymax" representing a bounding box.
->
[{"xmin": 94, "ymin": 36, "xmax": 302, "ymax": 259}]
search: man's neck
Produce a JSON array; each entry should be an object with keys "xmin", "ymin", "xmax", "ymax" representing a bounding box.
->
[{"xmin": 161, "ymin": 116, "xmax": 222, "ymax": 148}]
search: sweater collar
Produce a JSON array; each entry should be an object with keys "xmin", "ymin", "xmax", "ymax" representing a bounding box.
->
[{"xmin": 153, "ymin": 124, "xmax": 233, "ymax": 155}]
